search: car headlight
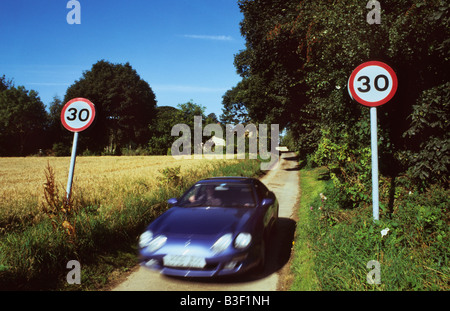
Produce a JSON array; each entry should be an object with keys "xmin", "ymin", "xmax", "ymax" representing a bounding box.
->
[
  {"xmin": 234, "ymin": 232, "xmax": 252, "ymax": 249},
  {"xmin": 211, "ymin": 233, "xmax": 232, "ymax": 254},
  {"xmin": 139, "ymin": 231, "xmax": 153, "ymax": 248},
  {"xmin": 147, "ymin": 235, "xmax": 167, "ymax": 253},
  {"xmin": 139, "ymin": 231, "xmax": 167, "ymax": 252}
]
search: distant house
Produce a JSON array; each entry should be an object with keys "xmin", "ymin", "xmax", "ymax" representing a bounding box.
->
[
  {"xmin": 276, "ymin": 146, "xmax": 289, "ymax": 152},
  {"xmin": 203, "ymin": 135, "xmax": 226, "ymax": 152}
]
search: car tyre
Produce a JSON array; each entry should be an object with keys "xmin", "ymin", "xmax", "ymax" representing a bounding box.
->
[{"xmin": 254, "ymin": 240, "xmax": 266, "ymax": 274}]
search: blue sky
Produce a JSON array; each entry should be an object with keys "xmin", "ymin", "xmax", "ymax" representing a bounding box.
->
[{"xmin": 0, "ymin": 0, "xmax": 246, "ymax": 117}]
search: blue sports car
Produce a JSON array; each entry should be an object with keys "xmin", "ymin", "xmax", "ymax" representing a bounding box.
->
[{"xmin": 138, "ymin": 176, "xmax": 279, "ymax": 277}]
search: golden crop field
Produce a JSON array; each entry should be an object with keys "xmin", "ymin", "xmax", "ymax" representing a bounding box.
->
[{"xmin": 0, "ymin": 155, "xmax": 240, "ymax": 217}]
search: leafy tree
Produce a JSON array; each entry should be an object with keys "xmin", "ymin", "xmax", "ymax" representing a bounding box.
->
[
  {"xmin": 46, "ymin": 96, "xmax": 71, "ymax": 156},
  {"xmin": 220, "ymin": 79, "xmax": 264, "ymax": 125},
  {"xmin": 229, "ymin": 0, "xmax": 302, "ymax": 129},
  {"xmin": 148, "ymin": 101, "xmax": 220, "ymax": 155},
  {"xmin": 0, "ymin": 85, "xmax": 48, "ymax": 156},
  {"xmin": 387, "ymin": 1, "xmax": 450, "ymax": 186},
  {"xmin": 64, "ymin": 60, "xmax": 157, "ymax": 154},
  {"xmin": 403, "ymin": 82, "xmax": 449, "ymax": 186},
  {"xmin": 0, "ymin": 75, "xmax": 13, "ymax": 92},
  {"xmin": 148, "ymin": 106, "xmax": 182, "ymax": 155},
  {"xmin": 206, "ymin": 113, "xmax": 218, "ymax": 124},
  {"xmin": 227, "ymin": 0, "xmax": 449, "ymax": 196}
]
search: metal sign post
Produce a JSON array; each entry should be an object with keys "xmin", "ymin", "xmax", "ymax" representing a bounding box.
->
[
  {"xmin": 66, "ymin": 132, "xmax": 79, "ymax": 200},
  {"xmin": 370, "ymin": 107, "xmax": 379, "ymax": 221},
  {"xmin": 348, "ymin": 61, "xmax": 397, "ymax": 221},
  {"xmin": 61, "ymin": 98, "xmax": 96, "ymax": 200}
]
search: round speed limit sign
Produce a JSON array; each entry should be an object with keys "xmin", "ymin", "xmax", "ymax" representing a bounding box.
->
[
  {"xmin": 61, "ymin": 98, "xmax": 96, "ymax": 132},
  {"xmin": 348, "ymin": 61, "xmax": 398, "ymax": 107}
]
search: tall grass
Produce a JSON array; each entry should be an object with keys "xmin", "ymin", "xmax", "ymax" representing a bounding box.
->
[
  {"xmin": 0, "ymin": 156, "xmax": 262, "ymax": 290},
  {"xmin": 290, "ymin": 166, "xmax": 449, "ymax": 291}
]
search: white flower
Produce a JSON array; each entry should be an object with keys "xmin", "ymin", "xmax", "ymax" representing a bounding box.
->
[
  {"xmin": 381, "ymin": 228, "xmax": 390, "ymax": 237},
  {"xmin": 320, "ymin": 193, "xmax": 327, "ymax": 200}
]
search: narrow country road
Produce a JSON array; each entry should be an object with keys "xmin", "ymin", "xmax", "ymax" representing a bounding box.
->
[{"xmin": 111, "ymin": 151, "xmax": 300, "ymax": 291}]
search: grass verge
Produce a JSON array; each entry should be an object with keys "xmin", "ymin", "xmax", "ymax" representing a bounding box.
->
[
  {"xmin": 289, "ymin": 165, "xmax": 449, "ymax": 291},
  {"xmin": 288, "ymin": 166, "xmax": 326, "ymax": 291}
]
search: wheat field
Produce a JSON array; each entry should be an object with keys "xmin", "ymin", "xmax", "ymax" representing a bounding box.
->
[{"xmin": 0, "ymin": 155, "xmax": 240, "ymax": 218}]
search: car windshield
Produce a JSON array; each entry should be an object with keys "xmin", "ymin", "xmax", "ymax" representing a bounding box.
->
[{"xmin": 178, "ymin": 183, "xmax": 256, "ymax": 208}]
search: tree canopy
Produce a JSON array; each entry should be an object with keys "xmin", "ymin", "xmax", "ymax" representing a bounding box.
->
[
  {"xmin": 148, "ymin": 101, "xmax": 219, "ymax": 155},
  {"xmin": 1, "ymin": 60, "xmax": 224, "ymax": 156},
  {"xmin": 0, "ymin": 83, "xmax": 48, "ymax": 156},
  {"xmin": 224, "ymin": 0, "xmax": 448, "ymax": 191},
  {"xmin": 64, "ymin": 60, "xmax": 157, "ymax": 154}
]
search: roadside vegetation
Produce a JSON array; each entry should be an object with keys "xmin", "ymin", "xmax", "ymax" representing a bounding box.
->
[
  {"xmin": 290, "ymin": 164, "xmax": 449, "ymax": 291},
  {"xmin": 226, "ymin": 1, "xmax": 448, "ymax": 291},
  {"xmin": 1, "ymin": 0, "xmax": 448, "ymax": 292},
  {"xmin": 0, "ymin": 156, "xmax": 262, "ymax": 290}
]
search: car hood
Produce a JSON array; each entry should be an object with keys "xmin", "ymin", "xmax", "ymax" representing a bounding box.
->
[{"xmin": 150, "ymin": 206, "xmax": 254, "ymax": 237}]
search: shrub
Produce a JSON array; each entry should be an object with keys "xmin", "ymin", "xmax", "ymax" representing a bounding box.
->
[
  {"xmin": 402, "ymin": 82, "xmax": 450, "ymax": 187},
  {"xmin": 52, "ymin": 142, "xmax": 70, "ymax": 157},
  {"xmin": 313, "ymin": 128, "xmax": 372, "ymax": 208}
]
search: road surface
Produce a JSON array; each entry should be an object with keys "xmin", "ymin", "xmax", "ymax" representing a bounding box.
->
[{"xmin": 112, "ymin": 151, "xmax": 300, "ymax": 291}]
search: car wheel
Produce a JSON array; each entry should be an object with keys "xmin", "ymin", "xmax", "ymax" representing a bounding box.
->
[
  {"xmin": 270, "ymin": 205, "xmax": 279, "ymax": 234},
  {"xmin": 254, "ymin": 240, "xmax": 266, "ymax": 274}
]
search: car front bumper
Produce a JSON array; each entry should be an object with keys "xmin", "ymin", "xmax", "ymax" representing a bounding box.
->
[{"xmin": 139, "ymin": 246, "xmax": 261, "ymax": 277}]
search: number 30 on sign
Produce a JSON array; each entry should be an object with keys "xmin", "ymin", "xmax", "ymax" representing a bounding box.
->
[
  {"xmin": 348, "ymin": 61, "xmax": 398, "ymax": 107},
  {"xmin": 61, "ymin": 98, "xmax": 96, "ymax": 132}
]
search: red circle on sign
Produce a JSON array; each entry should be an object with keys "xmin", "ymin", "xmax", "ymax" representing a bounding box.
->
[
  {"xmin": 349, "ymin": 61, "xmax": 398, "ymax": 107},
  {"xmin": 61, "ymin": 98, "xmax": 96, "ymax": 132}
]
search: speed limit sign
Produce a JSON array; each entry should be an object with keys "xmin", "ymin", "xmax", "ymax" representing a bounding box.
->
[
  {"xmin": 60, "ymin": 97, "xmax": 96, "ymax": 201},
  {"xmin": 348, "ymin": 61, "xmax": 398, "ymax": 222},
  {"xmin": 348, "ymin": 61, "xmax": 398, "ymax": 107},
  {"xmin": 61, "ymin": 98, "xmax": 96, "ymax": 132}
]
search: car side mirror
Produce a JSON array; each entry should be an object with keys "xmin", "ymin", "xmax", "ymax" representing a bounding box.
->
[
  {"xmin": 261, "ymin": 198, "xmax": 274, "ymax": 206},
  {"xmin": 167, "ymin": 198, "xmax": 178, "ymax": 205}
]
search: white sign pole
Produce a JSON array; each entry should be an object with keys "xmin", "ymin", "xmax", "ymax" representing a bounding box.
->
[
  {"xmin": 370, "ymin": 107, "xmax": 379, "ymax": 221},
  {"xmin": 66, "ymin": 132, "xmax": 79, "ymax": 200},
  {"xmin": 348, "ymin": 61, "xmax": 397, "ymax": 222}
]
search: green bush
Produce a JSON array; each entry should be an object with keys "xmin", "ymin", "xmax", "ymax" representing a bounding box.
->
[
  {"xmin": 402, "ymin": 82, "xmax": 449, "ymax": 187},
  {"xmin": 313, "ymin": 128, "xmax": 372, "ymax": 208},
  {"xmin": 52, "ymin": 142, "xmax": 70, "ymax": 157}
]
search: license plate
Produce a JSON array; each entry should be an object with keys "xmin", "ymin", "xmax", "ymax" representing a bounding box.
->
[{"xmin": 163, "ymin": 254, "xmax": 206, "ymax": 268}]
